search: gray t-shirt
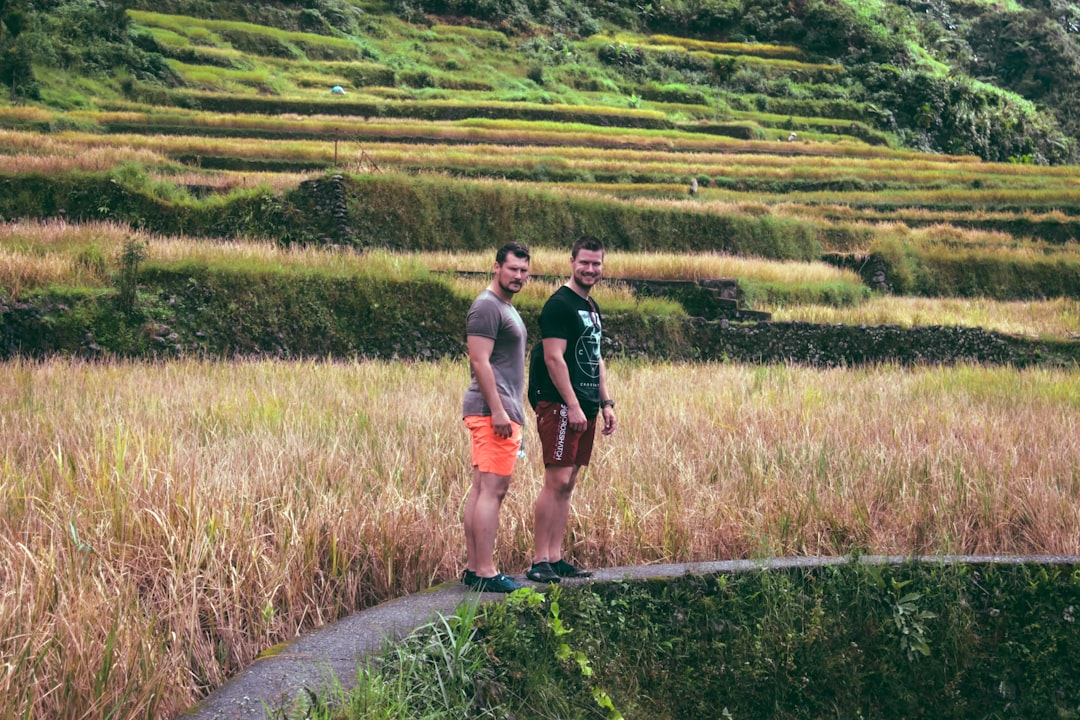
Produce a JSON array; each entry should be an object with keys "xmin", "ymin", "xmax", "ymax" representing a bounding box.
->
[{"xmin": 462, "ymin": 289, "xmax": 527, "ymax": 425}]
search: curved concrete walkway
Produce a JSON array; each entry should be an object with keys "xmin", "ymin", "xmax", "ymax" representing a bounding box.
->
[{"xmin": 180, "ymin": 555, "xmax": 1079, "ymax": 719}]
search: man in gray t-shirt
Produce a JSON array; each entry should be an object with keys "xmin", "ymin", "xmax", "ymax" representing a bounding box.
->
[
  {"xmin": 461, "ymin": 295, "xmax": 526, "ymax": 425},
  {"xmin": 461, "ymin": 242, "xmax": 530, "ymax": 594}
]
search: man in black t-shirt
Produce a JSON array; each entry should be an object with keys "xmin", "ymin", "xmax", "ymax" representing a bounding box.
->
[{"xmin": 526, "ymin": 236, "xmax": 618, "ymax": 584}]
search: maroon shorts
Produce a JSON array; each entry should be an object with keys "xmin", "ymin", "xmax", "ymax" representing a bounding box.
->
[{"xmin": 535, "ymin": 401, "xmax": 597, "ymax": 467}]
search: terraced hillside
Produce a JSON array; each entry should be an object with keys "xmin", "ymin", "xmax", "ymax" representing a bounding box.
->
[{"xmin": 0, "ymin": 0, "xmax": 1078, "ymax": 346}]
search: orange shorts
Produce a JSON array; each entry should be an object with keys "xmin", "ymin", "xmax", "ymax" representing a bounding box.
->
[{"xmin": 464, "ymin": 416, "xmax": 523, "ymax": 476}]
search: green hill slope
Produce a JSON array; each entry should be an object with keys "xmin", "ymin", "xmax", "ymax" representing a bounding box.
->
[{"xmin": 1, "ymin": 0, "xmax": 1077, "ymax": 163}]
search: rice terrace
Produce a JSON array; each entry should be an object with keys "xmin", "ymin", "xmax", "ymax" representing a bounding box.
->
[{"xmin": 1, "ymin": 0, "xmax": 1079, "ymax": 718}]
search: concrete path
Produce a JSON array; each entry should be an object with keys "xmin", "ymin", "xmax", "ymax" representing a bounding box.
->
[{"xmin": 179, "ymin": 555, "xmax": 1079, "ymax": 719}]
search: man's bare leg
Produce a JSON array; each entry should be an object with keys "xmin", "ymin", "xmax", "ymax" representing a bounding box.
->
[
  {"xmin": 532, "ymin": 464, "xmax": 579, "ymax": 563},
  {"xmin": 464, "ymin": 467, "xmax": 511, "ymax": 578}
]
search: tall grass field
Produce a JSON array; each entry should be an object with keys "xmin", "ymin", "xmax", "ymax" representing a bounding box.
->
[{"xmin": 1, "ymin": 358, "xmax": 1078, "ymax": 719}]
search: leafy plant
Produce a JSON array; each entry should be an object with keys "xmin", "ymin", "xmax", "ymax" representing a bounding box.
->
[
  {"xmin": 886, "ymin": 579, "xmax": 938, "ymax": 659},
  {"xmin": 115, "ymin": 236, "xmax": 147, "ymax": 314}
]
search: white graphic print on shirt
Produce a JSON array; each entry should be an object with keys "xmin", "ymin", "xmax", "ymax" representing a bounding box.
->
[{"xmin": 574, "ymin": 309, "xmax": 602, "ymax": 380}]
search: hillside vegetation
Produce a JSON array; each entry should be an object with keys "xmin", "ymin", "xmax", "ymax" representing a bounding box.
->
[{"xmin": 2, "ymin": 0, "xmax": 1080, "ymax": 163}]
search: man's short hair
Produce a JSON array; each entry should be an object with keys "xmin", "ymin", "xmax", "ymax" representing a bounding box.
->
[
  {"xmin": 496, "ymin": 242, "xmax": 531, "ymax": 264},
  {"xmin": 571, "ymin": 235, "xmax": 605, "ymax": 258}
]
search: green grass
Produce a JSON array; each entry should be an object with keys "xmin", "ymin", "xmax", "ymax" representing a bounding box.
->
[
  {"xmin": 106, "ymin": 9, "xmax": 854, "ymax": 148},
  {"xmin": 741, "ymin": 278, "xmax": 871, "ymax": 309},
  {"xmin": 129, "ymin": 10, "xmax": 360, "ymax": 55},
  {"xmin": 166, "ymin": 60, "xmax": 281, "ymax": 92},
  {"xmin": 645, "ymin": 34, "xmax": 804, "ymax": 59}
]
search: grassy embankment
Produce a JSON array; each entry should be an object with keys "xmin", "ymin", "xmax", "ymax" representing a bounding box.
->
[
  {"xmin": 330, "ymin": 563, "xmax": 1079, "ymax": 719},
  {"xmin": 3, "ymin": 220, "xmax": 1080, "ymax": 337}
]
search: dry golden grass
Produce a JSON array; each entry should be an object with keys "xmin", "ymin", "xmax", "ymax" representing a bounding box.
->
[
  {"xmin": 1, "ymin": 358, "xmax": 1078, "ymax": 719},
  {"xmin": 0, "ymin": 220, "xmax": 853, "ymax": 287},
  {"xmin": 0, "ymin": 220, "xmax": 131, "ymax": 294},
  {"xmin": 773, "ymin": 296, "xmax": 1080, "ymax": 339},
  {"xmin": 643, "ymin": 34, "xmax": 802, "ymax": 58},
  {"xmin": 110, "ymin": 130, "xmax": 1080, "ymax": 189},
  {"xmin": 0, "ymin": 221, "xmax": 432, "ymax": 294},
  {"xmin": 5, "ymin": 121, "xmax": 1077, "ymax": 212},
  {"xmin": 736, "ymin": 186, "xmax": 1080, "ymax": 208},
  {"xmin": 0, "ymin": 106, "xmax": 54, "ymax": 122},
  {"xmin": 320, "ymin": 142, "xmax": 991, "ymax": 183},
  {"xmin": 444, "ymin": 274, "xmax": 684, "ymax": 315},
  {"xmin": 880, "ymin": 222, "xmax": 1067, "ymax": 251},
  {"xmin": 146, "ymin": 169, "xmax": 321, "ymax": 191},
  {"xmin": 0, "ymin": 127, "xmax": 334, "ymax": 166},
  {"xmin": 0, "ymin": 126, "xmax": 168, "ymax": 172},
  {"xmin": 419, "ymin": 247, "xmax": 858, "ymax": 284},
  {"xmin": 780, "ymin": 202, "xmax": 1079, "ymax": 225}
]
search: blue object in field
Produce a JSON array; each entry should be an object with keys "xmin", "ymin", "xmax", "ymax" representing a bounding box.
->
[{"xmin": 331, "ymin": 86, "xmax": 345, "ymax": 95}]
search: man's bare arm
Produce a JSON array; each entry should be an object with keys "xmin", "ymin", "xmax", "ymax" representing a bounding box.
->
[
  {"xmin": 598, "ymin": 357, "xmax": 617, "ymax": 435},
  {"xmin": 467, "ymin": 335, "xmax": 512, "ymax": 438}
]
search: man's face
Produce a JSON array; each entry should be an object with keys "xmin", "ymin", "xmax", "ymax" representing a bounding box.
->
[
  {"xmin": 495, "ymin": 254, "xmax": 530, "ymax": 295},
  {"xmin": 571, "ymin": 248, "xmax": 604, "ymax": 289}
]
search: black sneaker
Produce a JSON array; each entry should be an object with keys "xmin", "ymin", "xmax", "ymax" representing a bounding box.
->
[
  {"xmin": 526, "ymin": 561, "xmax": 561, "ymax": 583},
  {"xmin": 461, "ymin": 569, "xmax": 477, "ymax": 586},
  {"xmin": 551, "ymin": 559, "xmax": 592, "ymax": 578},
  {"xmin": 469, "ymin": 573, "xmax": 523, "ymax": 593}
]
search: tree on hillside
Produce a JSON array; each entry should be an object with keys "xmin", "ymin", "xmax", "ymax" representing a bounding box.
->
[
  {"xmin": 963, "ymin": 4, "xmax": 1080, "ymax": 151},
  {"xmin": 2, "ymin": 0, "xmax": 179, "ymax": 98},
  {"xmin": 0, "ymin": 0, "xmax": 39, "ymax": 101}
]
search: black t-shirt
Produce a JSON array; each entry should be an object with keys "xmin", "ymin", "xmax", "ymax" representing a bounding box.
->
[{"xmin": 528, "ymin": 286, "xmax": 603, "ymax": 417}]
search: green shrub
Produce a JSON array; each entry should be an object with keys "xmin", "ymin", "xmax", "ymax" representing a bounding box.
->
[
  {"xmin": 638, "ymin": 81, "xmax": 707, "ymax": 104},
  {"xmin": 597, "ymin": 42, "xmax": 646, "ymax": 68},
  {"xmin": 340, "ymin": 62, "xmax": 396, "ymax": 87},
  {"xmin": 114, "ymin": 237, "xmax": 147, "ymax": 314},
  {"xmin": 859, "ymin": 67, "xmax": 1076, "ymax": 164}
]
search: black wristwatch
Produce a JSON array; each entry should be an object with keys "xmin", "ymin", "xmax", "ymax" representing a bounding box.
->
[{"xmin": 600, "ymin": 399, "xmax": 615, "ymax": 409}]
